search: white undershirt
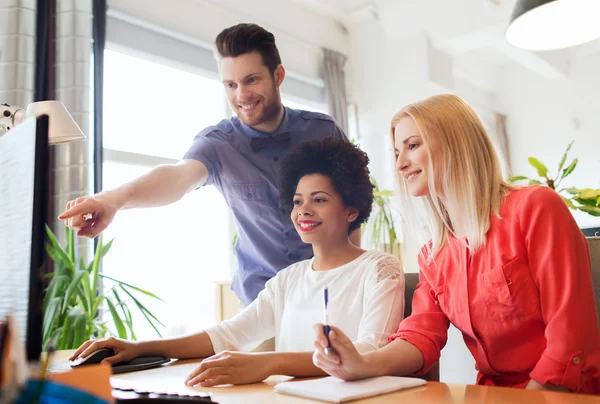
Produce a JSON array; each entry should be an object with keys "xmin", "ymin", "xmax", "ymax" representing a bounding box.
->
[{"xmin": 205, "ymin": 250, "xmax": 405, "ymax": 354}]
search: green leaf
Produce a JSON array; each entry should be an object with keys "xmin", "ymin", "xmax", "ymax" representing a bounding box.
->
[
  {"xmin": 528, "ymin": 179, "xmax": 542, "ymax": 185},
  {"xmin": 574, "ymin": 198, "xmax": 597, "ymax": 207},
  {"xmin": 112, "ymin": 289, "xmax": 131, "ymax": 338},
  {"xmin": 79, "ymin": 272, "xmax": 93, "ymax": 315},
  {"xmin": 72, "ymin": 313, "xmax": 88, "ymax": 348},
  {"xmin": 67, "ymin": 227, "xmax": 75, "ymax": 263},
  {"xmin": 100, "ymin": 238, "xmax": 114, "ymax": 260},
  {"xmin": 578, "ymin": 205, "xmax": 600, "ymax": 216},
  {"xmin": 44, "ymin": 274, "xmax": 68, "ymax": 311},
  {"xmin": 101, "ymin": 275, "xmax": 164, "ymax": 301},
  {"xmin": 61, "ymin": 270, "xmax": 87, "ymax": 316},
  {"xmin": 105, "ymin": 299, "xmax": 127, "ymax": 339},
  {"xmin": 43, "ymin": 297, "xmax": 62, "ymax": 345},
  {"xmin": 138, "ymin": 306, "xmax": 163, "ymax": 338},
  {"xmin": 59, "ymin": 315, "xmax": 74, "ymax": 349},
  {"xmin": 577, "ymin": 189, "xmax": 600, "ymax": 200},
  {"xmin": 507, "ymin": 176, "xmax": 529, "ymax": 182},
  {"xmin": 560, "ymin": 158, "xmax": 578, "ymax": 181},
  {"xmin": 561, "ymin": 196, "xmax": 577, "ymax": 210},
  {"xmin": 45, "ymin": 225, "xmax": 75, "ymax": 274},
  {"xmin": 556, "ymin": 141, "xmax": 574, "ymax": 181},
  {"xmin": 44, "ymin": 328, "xmax": 63, "ymax": 352},
  {"xmin": 562, "ymin": 187, "xmax": 580, "ymax": 195},
  {"xmin": 528, "ymin": 157, "xmax": 549, "ymax": 178},
  {"xmin": 374, "ymin": 190, "xmax": 393, "ymax": 197},
  {"xmin": 119, "ymin": 286, "xmax": 164, "ymax": 326},
  {"xmin": 119, "ymin": 286, "xmax": 164, "ymax": 337},
  {"xmin": 92, "ymin": 295, "xmax": 106, "ymax": 316}
]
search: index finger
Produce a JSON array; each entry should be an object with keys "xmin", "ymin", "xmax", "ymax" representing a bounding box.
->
[
  {"xmin": 185, "ymin": 363, "xmax": 209, "ymax": 384},
  {"xmin": 70, "ymin": 340, "xmax": 95, "ymax": 360},
  {"xmin": 313, "ymin": 323, "xmax": 329, "ymax": 348},
  {"xmin": 78, "ymin": 340, "xmax": 111, "ymax": 360},
  {"xmin": 58, "ymin": 200, "xmax": 93, "ymax": 220}
]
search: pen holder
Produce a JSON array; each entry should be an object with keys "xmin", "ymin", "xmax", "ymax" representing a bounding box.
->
[
  {"xmin": 15, "ymin": 379, "xmax": 111, "ymax": 404},
  {"xmin": 49, "ymin": 362, "xmax": 114, "ymax": 403}
]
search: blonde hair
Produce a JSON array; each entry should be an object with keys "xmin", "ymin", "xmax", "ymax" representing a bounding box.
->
[{"xmin": 390, "ymin": 94, "xmax": 512, "ymax": 259}]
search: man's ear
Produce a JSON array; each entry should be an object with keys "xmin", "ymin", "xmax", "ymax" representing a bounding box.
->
[
  {"xmin": 274, "ymin": 64, "xmax": 285, "ymax": 87},
  {"xmin": 347, "ymin": 208, "xmax": 359, "ymax": 223}
]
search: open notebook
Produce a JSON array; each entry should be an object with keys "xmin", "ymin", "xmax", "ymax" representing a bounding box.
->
[{"xmin": 274, "ymin": 376, "xmax": 426, "ymax": 403}]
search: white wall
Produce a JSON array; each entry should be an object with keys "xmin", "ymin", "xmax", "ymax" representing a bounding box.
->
[
  {"xmin": 107, "ymin": 0, "xmax": 349, "ymax": 84},
  {"xmin": 346, "ymin": 21, "xmax": 497, "ymax": 275},
  {"xmin": 495, "ymin": 53, "xmax": 600, "ymax": 229}
]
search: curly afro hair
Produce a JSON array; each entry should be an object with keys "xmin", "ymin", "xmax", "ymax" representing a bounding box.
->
[{"xmin": 280, "ymin": 137, "xmax": 374, "ymax": 234}]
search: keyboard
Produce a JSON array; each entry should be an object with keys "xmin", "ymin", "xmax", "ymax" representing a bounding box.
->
[{"xmin": 113, "ymin": 389, "xmax": 215, "ymax": 403}]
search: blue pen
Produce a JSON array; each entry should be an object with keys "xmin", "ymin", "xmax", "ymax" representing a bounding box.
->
[{"xmin": 323, "ymin": 286, "xmax": 332, "ymax": 355}]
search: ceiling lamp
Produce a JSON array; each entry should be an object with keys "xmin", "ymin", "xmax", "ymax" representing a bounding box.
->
[{"xmin": 506, "ymin": 0, "xmax": 600, "ymax": 51}]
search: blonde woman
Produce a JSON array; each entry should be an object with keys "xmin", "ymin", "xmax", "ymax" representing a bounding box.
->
[{"xmin": 312, "ymin": 94, "xmax": 600, "ymax": 394}]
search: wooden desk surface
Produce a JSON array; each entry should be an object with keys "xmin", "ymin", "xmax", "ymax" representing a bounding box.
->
[{"xmin": 51, "ymin": 351, "xmax": 599, "ymax": 403}]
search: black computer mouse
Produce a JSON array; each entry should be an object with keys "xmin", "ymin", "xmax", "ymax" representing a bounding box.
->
[{"xmin": 69, "ymin": 347, "xmax": 115, "ymax": 368}]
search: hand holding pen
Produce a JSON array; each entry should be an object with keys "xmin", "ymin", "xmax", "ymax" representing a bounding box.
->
[{"xmin": 313, "ymin": 300, "xmax": 368, "ymax": 381}]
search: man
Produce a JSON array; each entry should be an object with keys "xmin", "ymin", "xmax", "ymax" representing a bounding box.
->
[{"xmin": 60, "ymin": 23, "xmax": 358, "ymax": 305}]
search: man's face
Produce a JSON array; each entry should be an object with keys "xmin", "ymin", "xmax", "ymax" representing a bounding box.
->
[{"xmin": 220, "ymin": 51, "xmax": 284, "ymax": 130}]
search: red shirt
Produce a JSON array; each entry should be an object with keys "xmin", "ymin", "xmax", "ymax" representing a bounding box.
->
[{"xmin": 391, "ymin": 186, "xmax": 600, "ymax": 393}]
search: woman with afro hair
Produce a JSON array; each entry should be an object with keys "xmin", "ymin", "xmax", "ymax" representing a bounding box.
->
[{"xmin": 71, "ymin": 137, "xmax": 405, "ymax": 387}]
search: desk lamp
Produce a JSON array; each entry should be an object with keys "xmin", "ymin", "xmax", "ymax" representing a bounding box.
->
[{"xmin": 0, "ymin": 100, "xmax": 85, "ymax": 144}]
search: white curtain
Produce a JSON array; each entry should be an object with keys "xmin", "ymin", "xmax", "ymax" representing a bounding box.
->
[
  {"xmin": 52, "ymin": 0, "xmax": 94, "ymax": 258},
  {"xmin": 494, "ymin": 112, "xmax": 511, "ymax": 176},
  {"xmin": 322, "ymin": 48, "xmax": 348, "ymax": 134},
  {"xmin": 0, "ymin": 0, "xmax": 36, "ymax": 108}
]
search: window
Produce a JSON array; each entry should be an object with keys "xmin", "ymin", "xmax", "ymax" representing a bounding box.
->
[
  {"xmin": 282, "ymin": 97, "xmax": 327, "ymax": 114},
  {"xmin": 102, "ymin": 49, "xmax": 232, "ymax": 340}
]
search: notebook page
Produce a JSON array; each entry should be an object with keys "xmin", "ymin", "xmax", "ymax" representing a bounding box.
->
[{"xmin": 274, "ymin": 376, "xmax": 426, "ymax": 403}]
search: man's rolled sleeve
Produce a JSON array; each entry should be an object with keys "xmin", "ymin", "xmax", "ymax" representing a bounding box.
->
[
  {"xmin": 182, "ymin": 128, "xmax": 222, "ymax": 186},
  {"xmin": 389, "ymin": 268, "xmax": 450, "ymax": 376}
]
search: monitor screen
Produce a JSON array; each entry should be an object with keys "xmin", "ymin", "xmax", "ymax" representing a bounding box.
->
[
  {"xmin": 0, "ymin": 115, "xmax": 48, "ymax": 361},
  {"xmin": 582, "ymin": 227, "xmax": 600, "ymax": 237}
]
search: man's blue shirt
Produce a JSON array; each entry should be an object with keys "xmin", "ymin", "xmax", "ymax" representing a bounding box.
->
[{"xmin": 183, "ymin": 107, "xmax": 347, "ymax": 304}]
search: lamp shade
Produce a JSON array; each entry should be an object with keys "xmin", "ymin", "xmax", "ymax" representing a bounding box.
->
[
  {"xmin": 506, "ymin": 0, "xmax": 600, "ymax": 51},
  {"xmin": 25, "ymin": 101, "xmax": 85, "ymax": 144}
]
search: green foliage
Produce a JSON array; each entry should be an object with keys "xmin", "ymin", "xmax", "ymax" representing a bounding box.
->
[
  {"xmin": 508, "ymin": 141, "xmax": 600, "ymax": 216},
  {"xmin": 43, "ymin": 226, "xmax": 164, "ymax": 350},
  {"xmin": 361, "ymin": 177, "xmax": 402, "ymax": 258}
]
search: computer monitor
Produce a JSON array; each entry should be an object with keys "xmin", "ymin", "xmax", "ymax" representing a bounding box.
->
[
  {"xmin": 582, "ymin": 227, "xmax": 600, "ymax": 237},
  {"xmin": 0, "ymin": 115, "xmax": 49, "ymax": 361}
]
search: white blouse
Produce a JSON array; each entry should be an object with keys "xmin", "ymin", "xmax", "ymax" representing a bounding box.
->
[{"xmin": 205, "ymin": 250, "xmax": 405, "ymax": 354}]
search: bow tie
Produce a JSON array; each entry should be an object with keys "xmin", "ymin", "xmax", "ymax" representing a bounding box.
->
[{"xmin": 250, "ymin": 133, "xmax": 291, "ymax": 152}]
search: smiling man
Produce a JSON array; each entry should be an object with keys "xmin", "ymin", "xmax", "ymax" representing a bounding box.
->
[{"xmin": 59, "ymin": 23, "xmax": 355, "ymax": 306}]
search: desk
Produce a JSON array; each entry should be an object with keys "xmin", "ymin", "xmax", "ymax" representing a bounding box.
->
[{"xmin": 51, "ymin": 352, "xmax": 598, "ymax": 403}]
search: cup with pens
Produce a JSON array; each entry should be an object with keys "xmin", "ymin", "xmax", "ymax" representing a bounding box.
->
[
  {"xmin": 13, "ymin": 343, "xmax": 109, "ymax": 404},
  {"xmin": 323, "ymin": 286, "xmax": 335, "ymax": 356}
]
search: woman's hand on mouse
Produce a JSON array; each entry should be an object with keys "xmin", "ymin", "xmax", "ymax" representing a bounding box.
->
[{"xmin": 69, "ymin": 337, "xmax": 142, "ymax": 365}]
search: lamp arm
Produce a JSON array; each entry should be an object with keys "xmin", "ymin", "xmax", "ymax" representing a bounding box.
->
[{"xmin": 0, "ymin": 103, "xmax": 26, "ymax": 134}]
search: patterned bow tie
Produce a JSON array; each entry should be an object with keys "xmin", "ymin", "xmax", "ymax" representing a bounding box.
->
[{"xmin": 250, "ymin": 133, "xmax": 291, "ymax": 152}]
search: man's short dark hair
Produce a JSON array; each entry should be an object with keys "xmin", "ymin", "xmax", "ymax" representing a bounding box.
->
[
  {"xmin": 214, "ymin": 23, "xmax": 281, "ymax": 75},
  {"xmin": 280, "ymin": 137, "xmax": 374, "ymax": 234}
]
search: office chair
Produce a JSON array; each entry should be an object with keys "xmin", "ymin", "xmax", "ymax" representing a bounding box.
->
[
  {"xmin": 587, "ymin": 237, "xmax": 600, "ymax": 325},
  {"xmin": 404, "ymin": 273, "xmax": 440, "ymax": 382}
]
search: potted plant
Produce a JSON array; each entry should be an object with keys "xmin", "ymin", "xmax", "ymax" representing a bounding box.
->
[
  {"xmin": 43, "ymin": 226, "xmax": 164, "ymax": 350},
  {"xmin": 361, "ymin": 177, "xmax": 403, "ymax": 260},
  {"xmin": 508, "ymin": 141, "xmax": 600, "ymax": 217}
]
